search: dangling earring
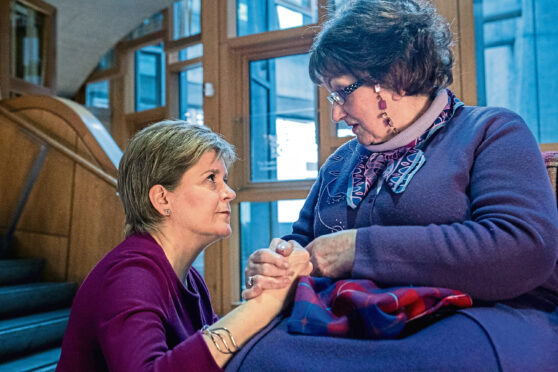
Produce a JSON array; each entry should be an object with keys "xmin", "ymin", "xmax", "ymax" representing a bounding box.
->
[
  {"xmin": 164, "ymin": 209, "xmax": 171, "ymax": 216},
  {"xmin": 374, "ymin": 84, "xmax": 399, "ymax": 135}
]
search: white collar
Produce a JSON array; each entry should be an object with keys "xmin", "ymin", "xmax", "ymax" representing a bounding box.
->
[{"xmin": 364, "ymin": 89, "xmax": 448, "ymax": 152}]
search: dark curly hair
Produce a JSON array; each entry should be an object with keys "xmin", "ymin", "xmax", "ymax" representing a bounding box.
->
[{"xmin": 309, "ymin": 0, "xmax": 454, "ymax": 97}]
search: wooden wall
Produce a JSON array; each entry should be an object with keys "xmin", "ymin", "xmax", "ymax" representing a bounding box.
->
[{"xmin": 0, "ymin": 95, "xmax": 125, "ymax": 283}]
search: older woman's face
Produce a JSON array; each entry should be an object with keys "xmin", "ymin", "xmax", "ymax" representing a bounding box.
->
[
  {"xmin": 167, "ymin": 150, "xmax": 236, "ymax": 241},
  {"xmin": 327, "ymin": 75, "xmax": 394, "ymax": 145}
]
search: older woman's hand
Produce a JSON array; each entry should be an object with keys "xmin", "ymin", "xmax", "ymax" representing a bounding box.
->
[
  {"xmin": 306, "ymin": 229, "xmax": 357, "ymax": 278},
  {"xmin": 243, "ymin": 238, "xmax": 308, "ymax": 300}
]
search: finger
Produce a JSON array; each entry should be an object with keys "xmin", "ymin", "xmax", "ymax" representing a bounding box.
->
[
  {"xmin": 288, "ymin": 240, "xmax": 304, "ymax": 249},
  {"xmin": 246, "ymin": 262, "xmax": 290, "ymax": 278},
  {"xmin": 242, "ymin": 285, "xmax": 262, "ymax": 300},
  {"xmin": 289, "ymin": 247, "xmax": 310, "ymax": 265},
  {"xmin": 268, "ymin": 238, "xmax": 286, "ymax": 251},
  {"xmin": 248, "ymin": 275, "xmax": 291, "ymax": 292},
  {"xmin": 309, "ymin": 254, "xmax": 322, "ymax": 277},
  {"xmin": 305, "ymin": 262, "xmax": 313, "ymax": 276},
  {"xmin": 276, "ymin": 241, "xmax": 293, "ymax": 257},
  {"xmin": 246, "ymin": 260, "xmax": 291, "ymax": 278},
  {"xmin": 305, "ymin": 241, "xmax": 314, "ymax": 255},
  {"xmin": 250, "ymin": 249, "xmax": 289, "ymax": 269}
]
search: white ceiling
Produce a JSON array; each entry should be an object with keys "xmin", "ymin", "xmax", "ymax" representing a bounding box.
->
[{"xmin": 45, "ymin": 0, "xmax": 175, "ymax": 97}]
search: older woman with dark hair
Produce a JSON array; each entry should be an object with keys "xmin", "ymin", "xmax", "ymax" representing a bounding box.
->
[
  {"xmin": 57, "ymin": 120, "xmax": 311, "ymax": 371},
  {"xmin": 238, "ymin": 0, "xmax": 558, "ymax": 370}
]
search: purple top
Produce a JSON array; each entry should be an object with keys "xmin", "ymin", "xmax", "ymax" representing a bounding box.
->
[
  {"xmin": 284, "ymin": 104, "xmax": 558, "ymax": 301},
  {"xmin": 282, "ymin": 103, "xmax": 558, "ymax": 369},
  {"xmin": 57, "ymin": 233, "xmax": 222, "ymax": 372}
]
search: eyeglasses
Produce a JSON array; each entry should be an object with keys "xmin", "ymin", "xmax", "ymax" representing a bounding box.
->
[{"xmin": 327, "ymin": 78, "xmax": 369, "ymax": 106}]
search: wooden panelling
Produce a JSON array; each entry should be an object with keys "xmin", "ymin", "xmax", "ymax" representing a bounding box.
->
[
  {"xmin": 76, "ymin": 138, "xmax": 101, "ymax": 167},
  {"xmin": 0, "ymin": 117, "xmax": 40, "ymax": 228},
  {"xmin": 457, "ymin": 0, "xmax": 478, "ymax": 105},
  {"xmin": 433, "ymin": 0, "xmax": 462, "ymax": 99},
  {"xmin": 4, "ymin": 96, "xmax": 120, "ymax": 175},
  {"xmin": 0, "ymin": 0, "xmax": 9, "ymax": 100},
  {"xmin": 12, "ymin": 230, "xmax": 68, "ymax": 281},
  {"xmin": 110, "ymin": 62, "xmax": 128, "ymax": 150},
  {"xmin": 13, "ymin": 109, "xmax": 78, "ymax": 150},
  {"xmin": 2, "ymin": 95, "xmax": 123, "ymax": 283},
  {"xmin": 540, "ymin": 143, "xmax": 558, "ymax": 152},
  {"xmin": 16, "ymin": 148, "xmax": 74, "ymax": 236},
  {"xmin": 125, "ymin": 106, "xmax": 168, "ymax": 135},
  {"xmin": 202, "ymin": 0, "xmax": 224, "ymax": 314},
  {"xmin": 204, "ymin": 241, "xmax": 224, "ymax": 312},
  {"xmin": 67, "ymin": 164, "xmax": 124, "ymax": 283}
]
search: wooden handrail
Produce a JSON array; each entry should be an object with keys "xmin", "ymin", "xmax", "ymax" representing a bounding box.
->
[{"xmin": 0, "ymin": 104, "xmax": 117, "ymax": 187}]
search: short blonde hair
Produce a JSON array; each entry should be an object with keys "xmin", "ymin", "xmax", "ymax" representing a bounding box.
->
[{"xmin": 117, "ymin": 120, "xmax": 236, "ymax": 237}]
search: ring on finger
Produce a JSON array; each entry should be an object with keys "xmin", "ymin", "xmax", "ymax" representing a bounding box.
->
[{"xmin": 247, "ymin": 275, "xmax": 255, "ymax": 288}]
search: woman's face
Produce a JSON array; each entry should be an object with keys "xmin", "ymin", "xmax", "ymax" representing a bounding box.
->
[
  {"xmin": 167, "ymin": 150, "xmax": 236, "ymax": 241},
  {"xmin": 326, "ymin": 75, "xmax": 394, "ymax": 145}
]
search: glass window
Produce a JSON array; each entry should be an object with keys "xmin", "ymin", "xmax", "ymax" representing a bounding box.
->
[
  {"xmin": 237, "ymin": 0, "xmax": 318, "ymax": 37},
  {"xmin": 10, "ymin": 1, "xmax": 46, "ymax": 85},
  {"xmin": 173, "ymin": 0, "xmax": 201, "ymax": 40},
  {"xmin": 475, "ymin": 0, "xmax": 558, "ymax": 143},
  {"xmin": 125, "ymin": 12, "xmax": 164, "ymax": 40},
  {"xmin": 135, "ymin": 44, "xmax": 166, "ymax": 112},
  {"xmin": 179, "ymin": 44, "xmax": 203, "ymax": 61},
  {"xmin": 179, "ymin": 65, "xmax": 204, "ymax": 125},
  {"xmin": 192, "ymin": 251, "xmax": 204, "ymax": 278},
  {"xmin": 337, "ymin": 120, "xmax": 355, "ymax": 138},
  {"xmin": 249, "ymin": 54, "xmax": 318, "ymax": 182},
  {"xmin": 239, "ymin": 199, "xmax": 305, "ymax": 293},
  {"xmin": 86, "ymin": 80, "xmax": 112, "ymax": 131},
  {"xmin": 168, "ymin": 44, "xmax": 203, "ymax": 64},
  {"xmin": 86, "ymin": 80, "xmax": 109, "ymax": 108},
  {"xmin": 94, "ymin": 48, "xmax": 115, "ymax": 72}
]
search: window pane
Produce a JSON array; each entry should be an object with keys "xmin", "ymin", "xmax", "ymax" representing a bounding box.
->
[
  {"xmin": 475, "ymin": 0, "xmax": 558, "ymax": 143},
  {"xmin": 237, "ymin": 0, "xmax": 318, "ymax": 37},
  {"xmin": 86, "ymin": 80, "xmax": 111, "ymax": 131},
  {"xmin": 125, "ymin": 12, "xmax": 163, "ymax": 40},
  {"xmin": 179, "ymin": 44, "xmax": 203, "ymax": 61},
  {"xmin": 10, "ymin": 1, "xmax": 45, "ymax": 85},
  {"xmin": 179, "ymin": 65, "xmax": 204, "ymax": 125},
  {"xmin": 135, "ymin": 44, "xmax": 166, "ymax": 112},
  {"xmin": 94, "ymin": 48, "xmax": 115, "ymax": 72},
  {"xmin": 168, "ymin": 44, "xmax": 203, "ymax": 65},
  {"xmin": 337, "ymin": 120, "xmax": 355, "ymax": 138},
  {"xmin": 239, "ymin": 199, "xmax": 305, "ymax": 293},
  {"xmin": 173, "ymin": 0, "xmax": 201, "ymax": 40},
  {"xmin": 192, "ymin": 250, "xmax": 204, "ymax": 278},
  {"xmin": 249, "ymin": 54, "xmax": 317, "ymax": 182}
]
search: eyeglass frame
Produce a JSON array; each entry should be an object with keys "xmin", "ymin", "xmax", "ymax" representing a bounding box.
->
[{"xmin": 326, "ymin": 77, "xmax": 373, "ymax": 105}]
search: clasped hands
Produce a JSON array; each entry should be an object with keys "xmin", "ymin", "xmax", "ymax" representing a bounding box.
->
[{"xmin": 242, "ymin": 229, "xmax": 357, "ymax": 301}]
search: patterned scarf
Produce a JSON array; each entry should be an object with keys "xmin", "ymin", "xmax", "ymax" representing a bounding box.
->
[
  {"xmin": 288, "ymin": 276, "xmax": 472, "ymax": 339},
  {"xmin": 347, "ymin": 89, "xmax": 463, "ymax": 209}
]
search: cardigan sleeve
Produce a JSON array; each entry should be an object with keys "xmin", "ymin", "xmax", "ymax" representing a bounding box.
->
[
  {"xmin": 96, "ymin": 257, "xmax": 222, "ymax": 372},
  {"xmin": 281, "ymin": 170, "xmax": 322, "ymax": 246},
  {"xmin": 352, "ymin": 111, "xmax": 558, "ymax": 301}
]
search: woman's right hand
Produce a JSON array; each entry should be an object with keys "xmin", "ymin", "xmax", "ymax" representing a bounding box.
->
[{"xmin": 242, "ymin": 238, "xmax": 309, "ymax": 300}]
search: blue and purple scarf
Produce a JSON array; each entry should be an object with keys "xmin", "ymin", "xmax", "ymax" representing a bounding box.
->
[{"xmin": 347, "ymin": 89, "xmax": 463, "ymax": 209}]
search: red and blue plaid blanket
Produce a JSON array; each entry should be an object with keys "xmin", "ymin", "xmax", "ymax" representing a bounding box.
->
[{"xmin": 287, "ymin": 276, "xmax": 473, "ymax": 339}]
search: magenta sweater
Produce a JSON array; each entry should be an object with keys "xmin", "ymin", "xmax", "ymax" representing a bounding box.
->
[{"xmin": 57, "ymin": 233, "xmax": 222, "ymax": 372}]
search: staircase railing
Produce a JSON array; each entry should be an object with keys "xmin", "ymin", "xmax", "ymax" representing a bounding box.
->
[
  {"xmin": 0, "ymin": 95, "xmax": 124, "ymax": 284},
  {"xmin": 0, "ymin": 104, "xmax": 118, "ymax": 258}
]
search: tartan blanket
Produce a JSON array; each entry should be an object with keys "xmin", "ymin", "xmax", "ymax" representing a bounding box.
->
[{"xmin": 287, "ymin": 276, "xmax": 473, "ymax": 339}]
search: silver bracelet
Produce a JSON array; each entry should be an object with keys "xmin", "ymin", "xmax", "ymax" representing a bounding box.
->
[{"xmin": 201, "ymin": 325, "xmax": 240, "ymax": 354}]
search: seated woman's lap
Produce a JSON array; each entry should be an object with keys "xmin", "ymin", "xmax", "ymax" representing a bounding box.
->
[{"xmin": 225, "ymin": 312, "xmax": 500, "ymax": 372}]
